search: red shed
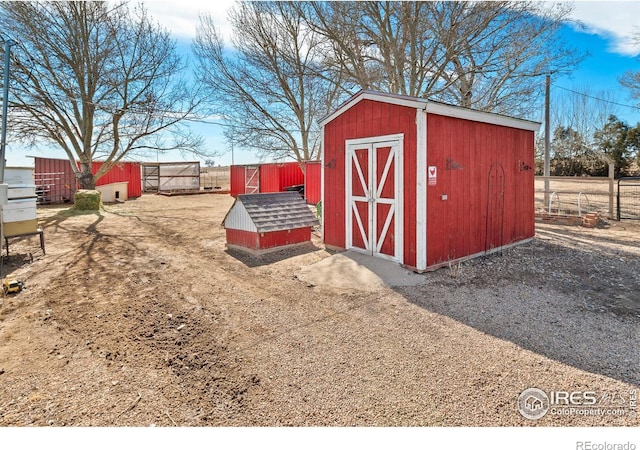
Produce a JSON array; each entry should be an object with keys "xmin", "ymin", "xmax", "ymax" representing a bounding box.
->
[
  {"xmin": 320, "ymin": 90, "xmax": 540, "ymax": 272},
  {"xmin": 92, "ymin": 161, "xmax": 142, "ymax": 198},
  {"xmin": 230, "ymin": 162, "xmax": 304, "ymax": 197},
  {"xmin": 223, "ymin": 192, "xmax": 319, "ymax": 255},
  {"xmin": 33, "ymin": 157, "xmax": 142, "ymax": 203}
]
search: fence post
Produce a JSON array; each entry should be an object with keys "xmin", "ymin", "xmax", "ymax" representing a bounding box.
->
[
  {"xmin": 608, "ymin": 161, "xmax": 614, "ymax": 220},
  {"xmin": 616, "ymin": 179, "xmax": 620, "ymax": 221}
]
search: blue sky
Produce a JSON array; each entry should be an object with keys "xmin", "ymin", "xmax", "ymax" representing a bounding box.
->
[
  {"xmin": 6, "ymin": 1, "xmax": 640, "ymax": 167},
  {"xmin": 552, "ymin": 2, "xmax": 640, "ymax": 124}
]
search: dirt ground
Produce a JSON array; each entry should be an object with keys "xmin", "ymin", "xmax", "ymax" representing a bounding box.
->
[{"xmin": 0, "ymin": 193, "xmax": 638, "ymax": 427}]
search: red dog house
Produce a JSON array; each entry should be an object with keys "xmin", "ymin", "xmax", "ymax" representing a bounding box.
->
[
  {"xmin": 223, "ymin": 192, "xmax": 319, "ymax": 255},
  {"xmin": 319, "ymin": 90, "xmax": 540, "ymax": 272}
]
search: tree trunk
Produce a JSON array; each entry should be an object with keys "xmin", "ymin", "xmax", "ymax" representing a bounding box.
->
[{"xmin": 78, "ymin": 162, "xmax": 96, "ymax": 190}]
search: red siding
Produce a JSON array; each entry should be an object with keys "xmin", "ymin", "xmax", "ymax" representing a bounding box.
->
[
  {"xmin": 260, "ymin": 162, "xmax": 304, "ymax": 192},
  {"xmin": 226, "ymin": 228, "xmax": 259, "ymax": 249},
  {"xmin": 304, "ymin": 161, "xmax": 321, "ymax": 205},
  {"xmin": 34, "ymin": 157, "xmax": 142, "ymax": 203},
  {"xmin": 322, "ymin": 99, "xmax": 418, "ymax": 267},
  {"xmin": 425, "ymin": 114, "xmax": 535, "ymax": 268},
  {"xmin": 259, "ymin": 164, "xmax": 281, "ymax": 193},
  {"xmin": 230, "ymin": 165, "xmax": 247, "ymax": 197},
  {"xmin": 258, "ymin": 227, "xmax": 311, "ymax": 249},
  {"xmin": 34, "ymin": 157, "xmax": 77, "ymax": 204},
  {"xmin": 322, "ymin": 96, "xmax": 535, "ymax": 271},
  {"xmin": 230, "ymin": 162, "xmax": 304, "ymax": 196},
  {"xmin": 226, "ymin": 227, "xmax": 311, "ymax": 250},
  {"xmin": 278, "ymin": 162, "xmax": 304, "ymax": 190},
  {"xmin": 93, "ymin": 161, "xmax": 142, "ymax": 198}
]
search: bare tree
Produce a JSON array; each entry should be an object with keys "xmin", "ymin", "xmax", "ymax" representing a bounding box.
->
[
  {"xmin": 193, "ymin": 1, "xmax": 339, "ymax": 164},
  {"xmin": 1, "ymin": 1, "xmax": 202, "ymax": 189},
  {"xmin": 556, "ymin": 85, "xmax": 620, "ymax": 147},
  {"xmin": 302, "ymin": 2, "xmax": 436, "ymax": 97},
  {"xmin": 304, "ymin": 1, "xmax": 581, "ymax": 118},
  {"xmin": 620, "ymin": 31, "xmax": 640, "ymax": 104},
  {"xmin": 304, "ymin": 1, "xmax": 449, "ymax": 98},
  {"xmin": 535, "ymin": 84, "xmax": 621, "ymax": 174}
]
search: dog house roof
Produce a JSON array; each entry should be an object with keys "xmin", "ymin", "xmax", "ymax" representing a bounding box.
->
[{"xmin": 223, "ymin": 192, "xmax": 319, "ymax": 233}]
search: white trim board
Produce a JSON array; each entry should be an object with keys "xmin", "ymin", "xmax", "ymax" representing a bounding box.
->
[
  {"xmin": 345, "ymin": 134, "xmax": 404, "ymax": 264},
  {"xmin": 415, "ymin": 108, "xmax": 428, "ymax": 271},
  {"xmin": 320, "ymin": 125, "xmax": 325, "ymax": 242},
  {"xmin": 320, "ymin": 90, "xmax": 541, "ymax": 132}
]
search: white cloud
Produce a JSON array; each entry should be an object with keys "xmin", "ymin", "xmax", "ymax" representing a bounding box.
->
[
  {"xmin": 142, "ymin": 1, "xmax": 640, "ymax": 57},
  {"xmin": 143, "ymin": 0, "xmax": 235, "ymax": 41},
  {"xmin": 567, "ymin": 1, "xmax": 640, "ymax": 56}
]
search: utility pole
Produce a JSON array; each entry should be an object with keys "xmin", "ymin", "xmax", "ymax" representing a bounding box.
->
[
  {"xmin": 544, "ymin": 73, "xmax": 551, "ymax": 209},
  {"xmin": 0, "ymin": 38, "xmax": 16, "ymax": 281},
  {"xmin": 1, "ymin": 39, "xmax": 16, "ymax": 184}
]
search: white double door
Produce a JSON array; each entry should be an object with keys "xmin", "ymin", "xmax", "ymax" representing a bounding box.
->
[{"xmin": 346, "ymin": 135, "xmax": 403, "ymax": 262}]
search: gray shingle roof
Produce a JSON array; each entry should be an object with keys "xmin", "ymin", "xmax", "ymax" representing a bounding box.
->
[{"xmin": 230, "ymin": 192, "xmax": 319, "ymax": 233}]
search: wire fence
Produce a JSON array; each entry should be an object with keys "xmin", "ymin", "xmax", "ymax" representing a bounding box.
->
[
  {"xmin": 535, "ymin": 176, "xmax": 614, "ymax": 218},
  {"xmin": 617, "ymin": 177, "xmax": 640, "ymax": 220}
]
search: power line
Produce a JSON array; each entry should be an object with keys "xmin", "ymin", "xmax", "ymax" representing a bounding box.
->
[{"xmin": 551, "ymin": 83, "xmax": 640, "ymax": 111}]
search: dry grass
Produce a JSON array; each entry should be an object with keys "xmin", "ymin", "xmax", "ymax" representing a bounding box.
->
[
  {"xmin": 535, "ymin": 177, "xmax": 614, "ymax": 217},
  {"xmin": 536, "ymin": 176, "xmax": 640, "ymax": 219}
]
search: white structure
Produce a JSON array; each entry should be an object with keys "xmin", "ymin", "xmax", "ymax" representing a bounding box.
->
[
  {"xmin": 97, "ymin": 182, "xmax": 128, "ymax": 203},
  {"xmin": 3, "ymin": 167, "xmax": 38, "ymax": 235}
]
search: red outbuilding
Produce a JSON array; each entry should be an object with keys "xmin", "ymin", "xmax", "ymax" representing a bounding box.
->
[
  {"xmin": 230, "ymin": 162, "xmax": 305, "ymax": 197},
  {"xmin": 319, "ymin": 90, "xmax": 541, "ymax": 272},
  {"xmin": 33, "ymin": 157, "xmax": 142, "ymax": 204},
  {"xmin": 230, "ymin": 161, "xmax": 322, "ymax": 205}
]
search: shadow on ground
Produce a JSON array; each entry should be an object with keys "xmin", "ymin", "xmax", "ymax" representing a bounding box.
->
[
  {"xmin": 299, "ymin": 236, "xmax": 639, "ymax": 388},
  {"xmin": 225, "ymin": 243, "xmax": 322, "ymax": 268},
  {"xmin": 38, "ymin": 205, "xmax": 102, "ymax": 230},
  {"xmin": 395, "ymin": 238, "xmax": 640, "ymax": 388}
]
